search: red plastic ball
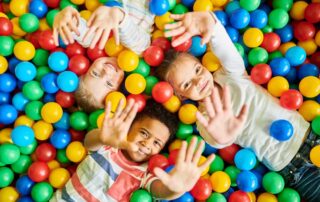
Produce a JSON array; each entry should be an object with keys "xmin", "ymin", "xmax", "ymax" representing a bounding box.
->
[
  {"xmin": 35, "ymin": 143, "xmax": 56, "ymax": 162},
  {"xmin": 68, "ymin": 55, "xmax": 90, "ymax": 76},
  {"xmin": 190, "ymin": 178, "xmax": 212, "ymax": 201},
  {"xmin": 293, "ymin": 21, "xmax": 316, "ymax": 41},
  {"xmin": 280, "ymin": 89, "xmax": 303, "ymax": 110},
  {"xmin": 168, "ymin": 149, "xmax": 179, "ymax": 165},
  {"xmin": 56, "ymin": 90, "xmax": 75, "ymax": 108},
  {"xmin": 261, "ymin": 32, "xmax": 281, "ymax": 53},
  {"xmin": 26, "ymin": 31, "xmax": 42, "ymax": 49},
  {"xmin": 152, "ymin": 37, "xmax": 171, "ymax": 52},
  {"xmin": 126, "ymin": 94, "xmax": 146, "ymax": 112},
  {"xmin": 39, "ymin": 30, "xmax": 56, "ymax": 50},
  {"xmin": 228, "ymin": 191, "xmax": 250, "ymax": 202},
  {"xmin": 0, "ymin": 17, "xmax": 13, "ymax": 36},
  {"xmin": 143, "ymin": 45, "xmax": 164, "ymax": 66},
  {"xmin": 66, "ymin": 42, "xmax": 86, "ymax": 58},
  {"xmin": 311, "ymin": 51, "xmax": 320, "ymax": 68},
  {"xmin": 67, "ymin": 164, "xmax": 77, "ymax": 176},
  {"xmin": 218, "ymin": 144, "xmax": 240, "ymax": 165},
  {"xmin": 87, "ymin": 46, "xmax": 107, "ymax": 61},
  {"xmin": 172, "ymin": 36, "xmax": 192, "ymax": 52},
  {"xmin": 43, "ymin": 0, "xmax": 60, "ymax": 8},
  {"xmin": 69, "ymin": 128, "xmax": 85, "ymax": 142},
  {"xmin": 152, "ymin": 81, "xmax": 174, "ymax": 103},
  {"xmin": 305, "ymin": 3, "xmax": 320, "ymax": 24},
  {"xmin": 148, "ymin": 154, "xmax": 169, "ymax": 174},
  {"xmin": 28, "ymin": 161, "xmax": 50, "ymax": 182},
  {"xmin": 250, "ymin": 64, "xmax": 272, "ymax": 84}
]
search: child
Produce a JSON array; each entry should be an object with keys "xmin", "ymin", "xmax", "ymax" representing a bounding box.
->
[
  {"xmin": 154, "ymin": 11, "xmax": 317, "ymax": 201},
  {"xmin": 50, "ymin": 99, "xmax": 215, "ymax": 201},
  {"xmin": 52, "ymin": 2, "xmax": 154, "ymax": 112}
]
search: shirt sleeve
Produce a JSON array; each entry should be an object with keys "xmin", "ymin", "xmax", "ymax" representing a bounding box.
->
[
  {"xmin": 208, "ymin": 12, "xmax": 246, "ymax": 74},
  {"xmin": 140, "ymin": 172, "xmax": 158, "ymax": 192}
]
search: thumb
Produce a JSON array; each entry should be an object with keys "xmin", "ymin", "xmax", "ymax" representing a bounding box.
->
[
  {"xmin": 154, "ymin": 167, "xmax": 171, "ymax": 186},
  {"xmin": 201, "ymin": 31, "xmax": 212, "ymax": 45}
]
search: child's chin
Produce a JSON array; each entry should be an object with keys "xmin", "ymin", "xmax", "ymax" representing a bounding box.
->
[{"xmin": 130, "ymin": 153, "xmax": 149, "ymax": 163}]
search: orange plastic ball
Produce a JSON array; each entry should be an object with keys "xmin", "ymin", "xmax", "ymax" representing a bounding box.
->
[
  {"xmin": 178, "ymin": 104, "xmax": 198, "ymax": 124},
  {"xmin": 66, "ymin": 141, "xmax": 87, "ymax": 163},
  {"xmin": 117, "ymin": 50, "xmax": 139, "ymax": 72},
  {"xmin": 125, "ymin": 73, "xmax": 146, "ymax": 94},
  {"xmin": 41, "ymin": 102, "xmax": 63, "ymax": 124},
  {"xmin": 13, "ymin": 41, "xmax": 35, "ymax": 61}
]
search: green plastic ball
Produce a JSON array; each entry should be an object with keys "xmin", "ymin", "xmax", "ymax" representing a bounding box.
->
[
  {"xmin": 269, "ymin": 51, "xmax": 283, "ymax": 61},
  {"xmin": 268, "ymin": 9, "xmax": 289, "ymax": 29},
  {"xmin": 70, "ymin": 111, "xmax": 89, "ymax": 131},
  {"xmin": 60, "ymin": 0, "xmax": 78, "ymax": 10},
  {"xmin": 262, "ymin": 25, "xmax": 273, "ymax": 33},
  {"xmin": 32, "ymin": 49, "xmax": 49, "ymax": 66},
  {"xmin": 240, "ymin": 0, "xmax": 261, "ymax": 11},
  {"xmin": 272, "ymin": 0, "xmax": 293, "ymax": 12},
  {"xmin": 130, "ymin": 189, "xmax": 152, "ymax": 202},
  {"xmin": 46, "ymin": 9, "xmax": 60, "ymax": 28},
  {"xmin": 176, "ymin": 122, "xmax": 193, "ymax": 140},
  {"xmin": 234, "ymin": 43, "xmax": 245, "ymax": 57},
  {"xmin": 19, "ymin": 13, "xmax": 40, "ymax": 33},
  {"xmin": 35, "ymin": 66, "xmax": 51, "ymax": 81},
  {"xmin": 224, "ymin": 166, "xmax": 241, "ymax": 187},
  {"xmin": 207, "ymin": 193, "xmax": 227, "ymax": 202},
  {"xmin": 22, "ymin": 81, "xmax": 44, "ymax": 101},
  {"xmin": 57, "ymin": 149, "xmax": 70, "ymax": 164},
  {"xmin": 19, "ymin": 140, "xmax": 38, "ymax": 155},
  {"xmin": 0, "ymin": 36, "xmax": 15, "ymax": 57},
  {"xmin": 11, "ymin": 155, "xmax": 32, "ymax": 174},
  {"xmin": 168, "ymin": 0, "xmax": 176, "ymax": 10},
  {"xmin": 132, "ymin": 59, "xmax": 150, "ymax": 77},
  {"xmin": 144, "ymin": 76, "xmax": 159, "ymax": 96},
  {"xmin": 262, "ymin": 172, "xmax": 285, "ymax": 194},
  {"xmin": 25, "ymin": 101, "xmax": 44, "ymax": 121},
  {"xmin": 186, "ymin": 135, "xmax": 205, "ymax": 153},
  {"xmin": 209, "ymin": 155, "xmax": 224, "ymax": 174},
  {"xmin": 0, "ymin": 143, "xmax": 21, "ymax": 165},
  {"xmin": 172, "ymin": 4, "xmax": 188, "ymax": 14},
  {"xmin": 0, "ymin": 167, "xmax": 14, "ymax": 188},
  {"xmin": 31, "ymin": 182, "xmax": 54, "ymax": 202},
  {"xmin": 89, "ymin": 109, "xmax": 104, "ymax": 128},
  {"xmin": 312, "ymin": 116, "xmax": 320, "ymax": 135},
  {"xmin": 248, "ymin": 47, "xmax": 268, "ymax": 66},
  {"xmin": 278, "ymin": 188, "xmax": 300, "ymax": 202}
]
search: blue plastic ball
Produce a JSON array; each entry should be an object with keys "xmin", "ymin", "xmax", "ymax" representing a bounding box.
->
[
  {"xmin": 50, "ymin": 129, "xmax": 71, "ymax": 149},
  {"xmin": 181, "ymin": 0, "xmax": 195, "ymax": 8},
  {"xmin": 57, "ymin": 71, "xmax": 79, "ymax": 92},
  {"xmin": 230, "ymin": 9, "xmax": 250, "ymax": 29},
  {"xmin": 0, "ymin": 104, "xmax": 18, "ymax": 125},
  {"xmin": 258, "ymin": 3, "xmax": 272, "ymax": 14},
  {"xmin": 172, "ymin": 192, "xmax": 194, "ymax": 202},
  {"xmin": 189, "ymin": 36, "xmax": 206, "ymax": 57},
  {"xmin": 41, "ymin": 73, "xmax": 59, "ymax": 94},
  {"xmin": 234, "ymin": 149, "xmax": 257, "ymax": 171},
  {"xmin": 251, "ymin": 169, "xmax": 263, "ymax": 189},
  {"xmin": 298, "ymin": 63, "xmax": 319, "ymax": 80},
  {"xmin": 226, "ymin": 26, "xmax": 239, "ymax": 42},
  {"xmin": 249, "ymin": 9, "xmax": 268, "ymax": 29},
  {"xmin": 12, "ymin": 92, "xmax": 29, "ymax": 111},
  {"xmin": 8, "ymin": 56, "xmax": 20, "ymax": 74},
  {"xmin": 0, "ymin": 73, "xmax": 17, "ymax": 93},
  {"xmin": 11, "ymin": 125, "xmax": 35, "ymax": 147},
  {"xmin": 269, "ymin": 57, "xmax": 291, "ymax": 76},
  {"xmin": 236, "ymin": 171, "xmax": 258, "ymax": 192},
  {"xmin": 223, "ymin": 187, "xmax": 235, "ymax": 199},
  {"xmin": 285, "ymin": 67, "xmax": 297, "ymax": 84},
  {"xmin": 18, "ymin": 196, "xmax": 34, "ymax": 202},
  {"xmin": 105, "ymin": 1, "xmax": 123, "ymax": 7},
  {"xmin": 270, "ymin": 119, "xmax": 293, "ymax": 141},
  {"xmin": 0, "ymin": 92, "xmax": 10, "ymax": 105},
  {"xmin": 285, "ymin": 46, "xmax": 306, "ymax": 67},
  {"xmin": 150, "ymin": 0, "xmax": 170, "ymax": 16},
  {"xmin": 48, "ymin": 52, "xmax": 69, "ymax": 72},
  {"xmin": 16, "ymin": 175, "xmax": 35, "ymax": 196},
  {"xmin": 43, "ymin": 93, "xmax": 56, "ymax": 103},
  {"xmin": 165, "ymin": 165, "xmax": 174, "ymax": 173},
  {"xmin": 53, "ymin": 112, "xmax": 70, "ymax": 130},
  {"xmin": 15, "ymin": 62, "xmax": 37, "ymax": 82},
  {"xmin": 29, "ymin": 0, "xmax": 48, "ymax": 18},
  {"xmin": 214, "ymin": 10, "xmax": 228, "ymax": 26},
  {"xmin": 275, "ymin": 24, "xmax": 293, "ymax": 43},
  {"xmin": 225, "ymin": 1, "xmax": 241, "ymax": 16},
  {"xmin": 316, "ymin": 95, "xmax": 320, "ymax": 104},
  {"xmin": 203, "ymin": 142, "xmax": 218, "ymax": 156}
]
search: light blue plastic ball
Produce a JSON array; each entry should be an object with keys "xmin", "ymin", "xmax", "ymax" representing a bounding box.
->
[
  {"xmin": 48, "ymin": 52, "xmax": 69, "ymax": 72},
  {"xmin": 11, "ymin": 126, "xmax": 35, "ymax": 147},
  {"xmin": 15, "ymin": 62, "xmax": 37, "ymax": 82},
  {"xmin": 189, "ymin": 36, "xmax": 207, "ymax": 57},
  {"xmin": 234, "ymin": 148, "xmax": 257, "ymax": 170},
  {"xmin": 57, "ymin": 71, "xmax": 79, "ymax": 92},
  {"xmin": 285, "ymin": 46, "xmax": 306, "ymax": 66}
]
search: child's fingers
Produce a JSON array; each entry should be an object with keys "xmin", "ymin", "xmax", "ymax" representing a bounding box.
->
[
  {"xmin": 192, "ymin": 140, "xmax": 205, "ymax": 164},
  {"xmin": 99, "ymin": 28, "xmax": 111, "ymax": 50},
  {"xmin": 154, "ymin": 167, "xmax": 171, "ymax": 186},
  {"xmin": 124, "ymin": 103, "xmax": 138, "ymax": 125},
  {"xmin": 211, "ymin": 86, "xmax": 223, "ymax": 114},
  {"xmin": 222, "ymin": 85, "xmax": 231, "ymax": 111},
  {"xmin": 199, "ymin": 154, "xmax": 215, "ymax": 171},
  {"xmin": 196, "ymin": 111, "xmax": 208, "ymax": 127},
  {"xmin": 164, "ymin": 21, "xmax": 183, "ymax": 30},
  {"xmin": 113, "ymin": 98, "xmax": 125, "ymax": 118},
  {"xmin": 89, "ymin": 28, "xmax": 103, "ymax": 49},
  {"xmin": 59, "ymin": 27, "xmax": 69, "ymax": 45},
  {"xmin": 171, "ymin": 32, "xmax": 192, "ymax": 47},
  {"xmin": 62, "ymin": 26, "xmax": 74, "ymax": 44},
  {"xmin": 185, "ymin": 137, "xmax": 197, "ymax": 162},
  {"xmin": 204, "ymin": 96, "xmax": 215, "ymax": 118},
  {"xmin": 170, "ymin": 14, "xmax": 185, "ymax": 20},
  {"xmin": 112, "ymin": 26, "xmax": 120, "ymax": 45},
  {"xmin": 201, "ymin": 31, "xmax": 212, "ymax": 45},
  {"xmin": 53, "ymin": 28, "xmax": 59, "ymax": 46},
  {"xmin": 87, "ymin": 13, "xmax": 96, "ymax": 27},
  {"xmin": 164, "ymin": 26, "xmax": 186, "ymax": 38},
  {"xmin": 103, "ymin": 101, "xmax": 112, "ymax": 126},
  {"xmin": 119, "ymin": 99, "xmax": 134, "ymax": 120},
  {"xmin": 68, "ymin": 21, "xmax": 80, "ymax": 36},
  {"xmin": 176, "ymin": 141, "xmax": 187, "ymax": 165},
  {"xmin": 74, "ymin": 10, "xmax": 81, "ymax": 26}
]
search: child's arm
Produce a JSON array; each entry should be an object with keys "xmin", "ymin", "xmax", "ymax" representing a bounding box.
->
[
  {"xmin": 149, "ymin": 138, "xmax": 214, "ymax": 200},
  {"xmin": 84, "ymin": 99, "xmax": 139, "ymax": 152}
]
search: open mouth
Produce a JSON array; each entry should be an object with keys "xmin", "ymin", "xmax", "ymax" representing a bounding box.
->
[
  {"xmin": 199, "ymin": 80, "xmax": 209, "ymax": 93},
  {"xmin": 104, "ymin": 63, "xmax": 118, "ymax": 72}
]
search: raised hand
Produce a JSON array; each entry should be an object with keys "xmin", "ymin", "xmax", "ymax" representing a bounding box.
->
[
  {"xmin": 153, "ymin": 137, "xmax": 215, "ymax": 194},
  {"xmin": 52, "ymin": 6, "xmax": 80, "ymax": 46},
  {"xmin": 196, "ymin": 85, "xmax": 248, "ymax": 145},
  {"xmin": 164, "ymin": 11, "xmax": 215, "ymax": 47},
  {"xmin": 82, "ymin": 6, "xmax": 125, "ymax": 49},
  {"xmin": 100, "ymin": 98, "xmax": 139, "ymax": 152}
]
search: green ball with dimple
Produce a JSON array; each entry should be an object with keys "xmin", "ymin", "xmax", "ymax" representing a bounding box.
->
[
  {"xmin": 209, "ymin": 155, "xmax": 224, "ymax": 174},
  {"xmin": 234, "ymin": 43, "xmax": 245, "ymax": 57},
  {"xmin": 31, "ymin": 182, "xmax": 54, "ymax": 202},
  {"xmin": 0, "ymin": 36, "xmax": 15, "ymax": 57},
  {"xmin": 22, "ymin": 81, "xmax": 44, "ymax": 101},
  {"xmin": 240, "ymin": 0, "xmax": 261, "ymax": 11},
  {"xmin": 25, "ymin": 101, "xmax": 44, "ymax": 121},
  {"xmin": 132, "ymin": 59, "xmax": 150, "ymax": 77},
  {"xmin": 89, "ymin": 109, "xmax": 104, "ymax": 128},
  {"xmin": 0, "ymin": 167, "xmax": 14, "ymax": 188},
  {"xmin": 19, "ymin": 13, "xmax": 40, "ymax": 33},
  {"xmin": 224, "ymin": 166, "xmax": 241, "ymax": 187},
  {"xmin": 130, "ymin": 189, "xmax": 152, "ymax": 202},
  {"xmin": 57, "ymin": 149, "xmax": 70, "ymax": 164},
  {"xmin": 262, "ymin": 25, "xmax": 273, "ymax": 33},
  {"xmin": 207, "ymin": 193, "xmax": 227, "ymax": 202},
  {"xmin": 312, "ymin": 116, "xmax": 320, "ymax": 135},
  {"xmin": 60, "ymin": 0, "xmax": 78, "ymax": 10},
  {"xmin": 0, "ymin": 143, "xmax": 20, "ymax": 165},
  {"xmin": 278, "ymin": 188, "xmax": 300, "ymax": 202},
  {"xmin": 11, "ymin": 155, "xmax": 32, "ymax": 174},
  {"xmin": 144, "ymin": 76, "xmax": 159, "ymax": 96},
  {"xmin": 176, "ymin": 122, "xmax": 193, "ymax": 140},
  {"xmin": 268, "ymin": 9, "xmax": 289, "ymax": 29},
  {"xmin": 248, "ymin": 47, "xmax": 268, "ymax": 66},
  {"xmin": 262, "ymin": 172, "xmax": 285, "ymax": 194},
  {"xmin": 168, "ymin": 0, "xmax": 176, "ymax": 10},
  {"xmin": 172, "ymin": 4, "xmax": 188, "ymax": 14},
  {"xmin": 35, "ymin": 66, "xmax": 51, "ymax": 81},
  {"xmin": 46, "ymin": 9, "xmax": 60, "ymax": 28},
  {"xmin": 273, "ymin": 0, "xmax": 293, "ymax": 12},
  {"xmin": 70, "ymin": 111, "xmax": 89, "ymax": 131},
  {"xmin": 32, "ymin": 49, "xmax": 49, "ymax": 66},
  {"xmin": 19, "ymin": 140, "xmax": 38, "ymax": 155}
]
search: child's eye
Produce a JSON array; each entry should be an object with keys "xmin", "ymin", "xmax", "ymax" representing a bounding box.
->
[
  {"xmin": 184, "ymin": 81, "xmax": 191, "ymax": 90},
  {"xmin": 154, "ymin": 140, "xmax": 161, "ymax": 148},
  {"xmin": 196, "ymin": 65, "xmax": 201, "ymax": 74},
  {"xmin": 92, "ymin": 70, "xmax": 100, "ymax": 77},
  {"xmin": 141, "ymin": 131, "xmax": 148, "ymax": 138},
  {"xmin": 106, "ymin": 81, "xmax": 113, "ymax": 88}
]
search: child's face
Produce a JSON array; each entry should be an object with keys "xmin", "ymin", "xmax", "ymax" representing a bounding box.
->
[
  {"xmin": 126, "ymin": 117, "xmax": 170, "ymax": 162},
  {"xmin": 82, "ymin": 57, "xmax": 124, "ymax": 106},
  {"xmin": 166, "ymin": 53, "xmax": 214, "ymax": 101}
]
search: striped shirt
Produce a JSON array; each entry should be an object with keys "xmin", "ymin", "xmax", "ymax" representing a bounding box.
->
[{"xmin": 50, "ymin": 146, "xmax": 156, "ymax": 202}]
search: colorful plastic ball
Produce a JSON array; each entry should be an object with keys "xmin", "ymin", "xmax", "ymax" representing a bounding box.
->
[
  {"xmin": 126, "ymin": 94, "xmax": 146, "ymax": 112},
  {"xmin": 172, "ymin": 192, "xmax": 194, "ymax": 202},
  {"xmin": 202, "ymin": 51, "xmax": 221, "ymax": 72},
  {"xmin": 267, "ymin": 76, "xmax": 289, "ymax": 97},
  {"xmin": 0, "ymin": 17, "xmax": 13, "ymax": 36},
  {"xmin": 0, "ymin": 104, "xmax": 18, "ymax": 125},
  {"xmin": 155, "ymin": 12, "xmax": 174, "ymax": 30},
  {"xmin": 16, "ymin": 175, "xmax": 35, "ymax": 196},
  {"xmin": 22, "ymin": 81, "xmax": 43, "ymax": 101},
  {"xmin": 210, "ymin": 171, "xmax": 231, "ymax": 193},
  {"xmin": 13, "ymin": 41, "xmax": 35, "ymax": 61},
  {"xmin": 168, "ymin": 149, "xmax": 180, "ymax": 165},
  {"xmin": 278, "ymin": 188, "xmax": 300, "ymax": 202},
  {"xmin": 65, "ymin": 42, "xmax": 85, "ymax": 58},
  {"xmin": 14, "ymin": 62, "xmax": 36, "ymax": 82},
  {"xmin": 270, "ymin": 119, "xmax": 293, "ymax": 141},
  {"xmin": 261, "ymin": 32, "xmax": 281, "ymax": 52},
  {"xmin": 299, "ymin": 100, "xmax": 320, "ymax": 121},
  {"xmin": 312, "ymin": 116, "xmax": 320, "ymax": 135},
  {"xmin": 31, "ymin": 182, "xmax": 53, "ymax": 202},
  {"xmin": 32, "ymin": 49, "xmax": 49, "ymax": 67},
  {"xmin": 143, "ymin": 45, "xmax": 164, "ymax": 67},
  {"xmin": 14, "ymin": 115, "xmax": 34, "ymax": 128},
  {"xmin": 310, "ymin": 145, "xmax": 320, "ymax": 167},
  {"xmin": 172, "ymin": 3, "xmax": 188, "ymax": 14},
  {"xmin": 299, "ymin": 76, "xmax": 320, "ymax": 98},
  {"xmin": 105, "ymin": 91, "xmax": 126, "ymax": 113},
  {"xmin": 152, "ymin": 81, "xmax": 173, "ymax": 103},
  {"xmin": 0, "ymin": 92, "xmax": 10, "ymax": 105},
  {"xmin": 41, "ymin": 102, "xmax": 63, "ymax": 124},
  {"xmin": 32, "ymin": 120, "xmax": 53, "ymax": 141},
  {"xmin": 189, "ymin": 36, "xmax": 207, "ymax": 57},
  {"xmin": 230, "ymin": 9, "xmax": 250, "ymax": 29},
  {"xmin": 130, "ymin": 189, "xmax": 152, "ymax": 202},
  {"xmin": 234, "ymin": 149, "xmax": 256, "ymax": 170},
  {"xmin": 117, "ymin": 50, "xmax": 139, "ymax": 72},
  {"xmin": 290, "ymin": 1, "xmax": 308, "ymax": 20},
  {"xmin": 236, "ymin": 171, "xmax": 258, "ymax": 192},
  {"xmin": 280, "ymin": 90, "xmax": 303, "ymax": 110},
  {"xmin": 248, "ymin": 47, "xmax": 268, "ymax": 66},
  {"xmin": 250, "ymin": 64, "xmax": 272, "ymax": 84},
  {"xmin": 163, "ymin": 95, "xmax": 181, "ymax": 113},
  {"xmin": 144, "ymin": 76, "xmax": 159, "ymax": 96},
  {"xmin": 35, "ymin": 143, "xmax": 56, "ymax": 162},
  {"xmin": 0, "ymin": 167, "xmax": 14, "ymax": 188},
  {"xmin": 172, "ymin": 36, "xmax": 192, "ymax": 52},
  {"xmin": 28, "ymin": 161, "xmax": 50, "ymax": 182},
  {"xmin": 0, "ymin": 143, "xmax": 20, "ymax": 166},
  {"xmin": 11, "ymin": 125, "xmax": 35, "ymax": 147},
  {"xmin": 193, "ymin": 0, "xmax": 213, "ymax": 11},
  {"xmin": 269, "ymin": 58, "xmax": 291, "ymax": 76},
  {"xmin": 298, "ymin": 39, "xmax": 317, "ymax": 56},
  {"xmin": 268, "ymin": 9, "xmax": 289, "ymax": 29},
  {"xmin": 274, "ymin": 25, "xmax": 292, "ymax": 44},
  {"xmin": 190, "ymin": 178, "xmax": 212, "ymax": 200},
  {"xmin": 19, "ymin": 13, "xmax": 39, "ymax": 33},
  {"xmin": 207, "ymin": 193, "xmax": 226, "ymax": 202},
  {"xmin": 152, "ymin": 37, "xmax": 171, "ymax": 52},
  {"xmin": 149, "ymin": 0, "xmax": 169, "ymax": 16},
  {"xmin": 19, "ymin": 140, "xmax": 38, "ymax": 155},
  {"xmin": 294, "ymin": 21, "xmax": 315, "ymax": 41},
  {"xmin": 125, "ymin": 73, "xmax": 146, "ymax": 95},
  {"xmin": 239, "ymin": 0, "xmax": 261, "ymax": 11},
  {"xmin": 249, "ymin": 9, "xmax": 267, "ymax": 28},
  {"xmin": 262, "ymin": 172, "xmax": 285, "ymax": 194},
  {"xmin": 0, "ymin": 55, "xmax": 8, "ymax": 74},
  {"xmin": 54, "ymin": 111, "xmax": 70, "ymax": 130},
  {"xmin": 298, "ymin": 64, "xmax": 319, "ymax": 80},
  {"xmin": 229, "ymin": 191, "xmax": 250, "ymax": 202},
  {"xmin": 70, "ymin": 111, "xmax": 89, "ymax": 131},
  {"xmin": 29, "ymin": 0, "xmax": 48, "ymax": 18},
  {"xmin": 68, "ymin": 55, "xmax": 90, "ymax": 76},
  {"xmin": 285, "ymin": 46, "xmax": 306, "ymax": 67},
  {"xmin": 305, "ymin": 3, "xmax": 320, "ymax": 23},
  {"xmin": 11, "ymin": 154, "xmax": 32, "ymax": 174},
  {"xmin": 105, "ymin": 37, "xmax": 124, "ymax": 57},
  {"xmin": 209, "ymin": 155, "xmax": 224, "ymax": 173},
  {"xmin": 39, "ymin": 30, "xmax": 56, "ymax": 50},
  {"xmin": 85, "ymin": 46, "xmax": 103, "ymax": 60},
  {"xmin": 0, "ymin": 186, "xmax": 19, "ymax": 202},
  {"xmin": 57, "ymin": 71, "xmax": 79, "ymax": 92},
  {"xmin": 148, "ymin": 154, "xmax": 169, "ymax": 174},
  {"xmin": 66, "ymin": 141, "xmax": 86, "ymax": 163},
  {"xmin": 217, "ymin": 144, "xmax": 239, "ymax": 165},
  {"xmin": 226, "ymin": 26, "xmax": 239, "ymax": 43},
  {"xmin": 49, "ymin": 168, "xmax": 70, "ymax": 189},
  {"xmin": 40, "ymin": 73, "xmax": 58, "ymax": 93},
  {"xmin": 55, "ymin": 91, "xmax": 74, "ymax": 108},
  {"xmin": 175, "ymin": 123, "xmax": 193, "ymax": 140},
  {"xmin": 0, "ymin": 36, "xmax": 15, "ymax": 57},
  {"xmin": 224, "ymin": 166, "xmax": 241, "ymax": 186},
  {"xmin": 243, "ymin": 28, "xmax": 263, "ymax": 48},
  {"xmin": 48, "ymin": 51, "xmax": 69, "ymax": 72},
  {"xmin": 132, "ymin": 59, "xmax": 150, "ymax": 77}
]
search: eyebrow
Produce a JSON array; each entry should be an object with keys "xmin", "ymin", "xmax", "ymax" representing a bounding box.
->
[{"xmin": 178, "ymin": 62, "xmax": 199, "ymax": 90}]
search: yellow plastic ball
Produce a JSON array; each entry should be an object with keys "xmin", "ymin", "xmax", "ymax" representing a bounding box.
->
[
  {"xmin": 257, "ymin": 193, "xmax": 277, "ymax": 202},
  {"xmin": 10, "ymin": 0, "xmax": 28, "ymax": 17},
  {"xmin": 169, "ymin": 139, "xmax": 182, "ymax": 152},
  {"xmin": 11, "ymin": 17, "xmax": 26, "ymax": 37},
  {"xmin": 248, "ymin": 192, "xmax": 256, "ymax": 202},
  {"xmin": 202, "ymin": 51, "xmax": 221, "ymax": 72},
  {"xmin": 117, "ymin": 50, "xmax": 139, "ymax": 72},
  {"xmin": 32, "ymin": 120, "xmax": 53, "ymax": 141},
  {"xmin": 105, "ymin": 37, "xmax": 124, "ymax": 57},
  {"xmin": 210, "ymin": 171, "xmax": 231, "ymax": 193},
  {"xmin": 193, "ymin": 0, "xmax": 214, "ymax": 11},
  {"xmin": 0, "ymin": 56, "xmax": 8, "ymax": 74},
  {"xmin": 49, "ymin": 168, "xmax": 71, "ymax": 188},
  {"xmin": 243, "ymin": 28, "xmax": 264, "ymax": 48},
  {"xmin": 97, "ymin": 113, "xmax": 105, "ymax": 129},
  {"xmin": 105, "ymin": 91, "xmax": 126, "ymax": 113},
  {"xmin": 125, "ymin": 73, "xmax": 146, "ymax": 95},
  {"xmin": 313, "ymin": 0, "xmax": 320, "ymax": 2},
  {"xmin": 80, "ymin": 10, "xmax": 92, "ymax": 21},
  {"xmin": 198, "ymin": 156, "xmax": 210, "ymax": 176},
  {"xmin": 47, "ymin": 160, "xmax": 61, "ymax": 171},
  {"xmin": 267, "ymin": 76, "xmax": 289, "ymax": 97},
  {"xmin": 71, "ymin": 0, "xmax": 86, "ymax": 5},
  {"xmin": 211, "ymin": 0, "xmax": 228, "ymax": 7},
  {"xmin": 66, "ymin": 141, "xmax": 87, "ymax": 163},
  {"xmin": 315, "ymin": 31, "xmax": 320, "ymax": 47},
  {"xmin": 41, "ymin": 102, "xmax": 63, "ymax": 124},
  {"xmin": 163, "ymin": 95, "xmax": 181, "ymax": 113},
  {"xmin": 298, "ymin": 39, "xmax": 317, "ymax": 56},
  {"xmin": 290, "ymin": 1, "xmax": 308, "ymax": 20},
  {"xmin": 152, "ymin": 29, "xmax": 164, "ymax": 40},
  {"xmin": 299, "ymin": 100, "xmax": 320, "ymax": 121},
  {"xmin": 0, "ymin": 128, "xmax": 13, "ymax": 144},
  {"xmin": 279, "ymin": 42, "xmax": 296, "ymax": 55},
  {"xmin": 39, "ymin": 18, "xmax": 50, "ymax": 31},
  {"xmin": 14, "ymin": 41, "xmax": 35, "ymax": 61},
  {"xmin": 179, "ymin": 104, "xmax": 198, "ymax": 124},
  {"xmin": 155, "ymin": 12, "xmax": 174, "ymax": 30},
  {"xmin": 85, "ymin": 0, "xmax": 101, "ymax": 11},
  {"xmin": 14, "ymin": 115, "xmax": 34, "ymax": 127},
  {"xmin": 310, "ymin": 145, "xmax": 320, "ymax": 167},
  {"xmin": 0, "ymin": 187, "xmax": 19, "ymax": 202},
  {"xmin": 299, "ymin": 76, "xmax": 320, "ymax": 98},
  {"xmin": 0, "ymin": 12, "xmax": 8, "ymax": 19}
]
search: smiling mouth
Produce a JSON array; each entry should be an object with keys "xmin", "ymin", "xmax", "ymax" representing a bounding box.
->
[
  {"xmin": 104, "ymin": 63, "xmax": 118, "ymax": 72},
  {"xmin": 199, "ymin": 80, "xmax": 209, "ymax": 93}
]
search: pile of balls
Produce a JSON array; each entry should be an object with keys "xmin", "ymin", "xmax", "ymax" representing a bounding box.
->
[{"xmin": 0, "ymin": 0, "xmax": 319, "ymax": 201}]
